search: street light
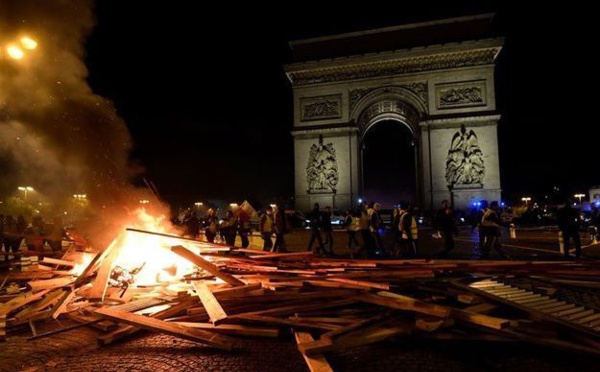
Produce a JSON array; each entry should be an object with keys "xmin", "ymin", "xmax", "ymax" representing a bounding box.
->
[
  {"xmin": 2, "ymin": 35, "xmax": 38, "ymax": 61},
  {"xmin": 521, "ymin": 197, "xmax": 531, "ymax": 206},
  {"xmin": 194, "ymin": 202, "xmax": 203, "ymax": 207},
  {"xmin": 574, "ymin": 193, "xmax": 585, "ymax": 204},
  {"xmin": 18, "ymin": 186, "xmax": 34, "ymax": 200}
]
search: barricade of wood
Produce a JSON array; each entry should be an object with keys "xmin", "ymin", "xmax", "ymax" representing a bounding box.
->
[{"xmin": 3, "ymin": 228, "xmax": 600, "ymax": 370}]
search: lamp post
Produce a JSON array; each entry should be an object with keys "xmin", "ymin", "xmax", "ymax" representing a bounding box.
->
[
  {"xmin": 521, "ymin": 197, "xmax": 531, "ymax": 206},
  {"xmin": 18, "ymin": 186, "xmax": 34, "ymax": 200},
  {"xmin": 574, "ymin": 194, "xmax": 585, "ymax": 204}
]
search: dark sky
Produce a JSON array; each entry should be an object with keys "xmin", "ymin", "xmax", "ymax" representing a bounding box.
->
[{"xmin": 85, "ymin": 1, "xmax": 597, "ymax": 208}]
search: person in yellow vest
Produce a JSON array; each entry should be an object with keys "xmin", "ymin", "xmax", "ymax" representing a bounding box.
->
[
  {"xmin": 259, "ymin": 206, "xmax": 275, "ymax": 251},
  {"xmin": 399, "ymin": 202, "xmax": 419, "ymax": 257}
]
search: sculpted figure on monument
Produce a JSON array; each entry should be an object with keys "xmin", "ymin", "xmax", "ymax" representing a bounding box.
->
[
  {"xmin": 306, "ymin": 135, "xmax": 339, "ymax": 192},
  {"xmin": 445, "ymin": 125, "xmax": 485, "ymax": 187}
]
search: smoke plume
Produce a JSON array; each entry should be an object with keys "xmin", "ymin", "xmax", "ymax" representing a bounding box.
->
[{"xmin": 1, "ymin": 1, "xmax": 168, "ymax": 244}]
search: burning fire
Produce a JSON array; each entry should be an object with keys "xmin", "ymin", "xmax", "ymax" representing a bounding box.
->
[{"xmin": 108, "ymin": 208, "xmax": 203, "ymax": 286}]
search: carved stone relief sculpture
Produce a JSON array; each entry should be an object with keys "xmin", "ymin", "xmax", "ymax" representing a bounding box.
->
[
  {"xmin": 445, "ymin": 125, "xmax": 485, "ymax": 188},
  {"xmin": 301, "ymin": 95, "xmax": 342, "ymax": 121},
  {"xmin": 306, "ymin": 135, "xmax": 339, "ymax": 193}
]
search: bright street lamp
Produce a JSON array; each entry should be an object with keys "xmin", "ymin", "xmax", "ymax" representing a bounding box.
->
[
  {"xmin": 574, "ymin": 193, "xmax": 585, "ymax": 204},
  {"xmin": 521, "ymin": 197, "xmax": 531, "ymax": 206},
  {"xmin": 18, "ymin": 186, "xmax": 34, "ymax": 200},
  {"xmin": 2, "ymin": 35, "xmax": 38, "ymax": 61}
]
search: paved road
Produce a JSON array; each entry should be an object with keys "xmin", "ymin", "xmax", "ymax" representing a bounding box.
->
[{"xmin": 2, "ymin": 227, "xmax": 599, "ymax": 372}]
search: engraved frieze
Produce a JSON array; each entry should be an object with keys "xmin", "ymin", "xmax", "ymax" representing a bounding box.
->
[
  {"xmin": 436, "ymin": 80, "xmax": 486, "ymax": 109},
  {"xmin": 301, "ymin": 95, "xmax": 342, "ymax": 121}
]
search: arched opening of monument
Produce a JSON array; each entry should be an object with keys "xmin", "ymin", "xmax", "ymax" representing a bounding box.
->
[{"xmin": 361, "ymin": 120, "xmax": 416, "ymax": 208}]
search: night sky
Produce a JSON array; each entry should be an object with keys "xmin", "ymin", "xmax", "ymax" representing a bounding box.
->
[{"xmin": 2, "ymin": 1, "xmax": 596, "ymax": 212}]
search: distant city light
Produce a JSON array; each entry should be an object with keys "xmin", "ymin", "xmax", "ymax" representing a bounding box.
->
[{"xmin": 139, "ymin": 199, "xmax": 150, "ymax": 204}]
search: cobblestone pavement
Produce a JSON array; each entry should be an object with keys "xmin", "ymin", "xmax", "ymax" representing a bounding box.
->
[{"xmin": 2, "ymin": 227, "xmax": 600, "ymax": 372}]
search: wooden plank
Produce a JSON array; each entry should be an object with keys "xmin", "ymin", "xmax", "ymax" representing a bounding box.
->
[
  {"xmin": 0, "ymin": 289, "xmax": 51, "ymax": 316},
  {"xmin": 249, "ymin": 252, "xmax": 314, "ymax": 260},
  {"xmin": 173, "ymin": 322, "xmax": 279, "ymax": 337},
  {"xmin": 294, "ymin": 331, "xmax": 334, "ymax": 372},
  {"xmin": 73, "ymin": 236, "xmax": 120, "ymax": 287},
  {"xmin": 171, "ymin": 245, "xmax": 245, "ymax": 286},
  {"xmin": 416, "ymin": 316, "xmax": 454, "ymax": 332},
  {"xmin": 0, "ymin": 314, "xmax": 5, "ymax": 340},
  {"xmin": 299, "ymin": 321, "xmax": 412, "ymax": 356},
  {"xmin": 564, "ymin": 309, "xmax": 595, "ymax": 321},
  {"xmin": 463, "ymin": 303, "xmax": 497, "ymax": 314},
  {"xmin": 552, "ymin": 307, "xmax": 587, "ymax": 318},
  {"xmin": 228, "ymin": 299, "xmax": 356, "ymax": 319},
  {"xmin": 357, "ymin": 292, "xmax": 450, "ymax": 318},
  {"xmin": 51, "ymin": 290, "xmax": 76, "ymax": 319},
  {"xmin": 94, "ymin": 306, "xmax": 234, "ymax": 350},
  {"xmin": 28, "ymin": 277, "xmax": 75, "ymax": 292},
  {"xmin": 540, "ymin": 304, "xmax": 576, "ymax": 314},
  {"xmin": 88, "ymin": 240, "xmax": 121, "ymax": 301},
  {"xmin": 451, "ymin": 308, "xmax": 512, "ymax": 330},
  {"xmin": 68, "ymin": 312, "xmax": 118, "ymax": 332},
  {"xmin": 14, "ymin": 289, "xmax": 64, "ymax": 322},
  {"xmin": 456, "ymin": 294, "xmax": 484, "ymax": 305},
  {"xmin": 212, "ymin": 283, "xmax": 262, "ymax": 296},
  {"xmin": 321, "ymin": 312, "xmax": 390, "ymax": 341},
  {"xmin": 502, "ymin": 292, "xmax": 538, "ymax": 300},
  {"xmin": 325, "ymin": 278, "xmax": 389, "ymax": 290},
  {"xmin": 41, "ymin": 257, "xmax": 75, "ymax": 267},
  {"xmin": 575, "ymin": 312, "xmax": 600, "ymax": 325},
  {"xmin": 235, "ymin": 314, "xmax": 339, "ymax": 331},
  {"xmin": 192, "ymin": 282, "xmax": 227, "ymax": 324},
  {"xmin": 97, "ymin": 298, "xmax": 198, "ymax": 345}
]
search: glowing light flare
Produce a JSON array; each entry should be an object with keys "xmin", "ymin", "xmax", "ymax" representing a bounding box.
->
[
  {"xmin": 20, "ymin": 36, "xmax": 38, "ymax": 50},
  {"xmin": 6, "ymin": 44, "xmax": 24, "ymax": 60}
]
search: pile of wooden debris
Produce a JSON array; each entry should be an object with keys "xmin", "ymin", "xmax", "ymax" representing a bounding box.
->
[{"xmin": 2, "ymin": 228, "xmax": 600, "ymax": 371}]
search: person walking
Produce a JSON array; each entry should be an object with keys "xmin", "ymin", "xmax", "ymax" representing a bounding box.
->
[
  {"xmin": 273, "ymin": 204, "xmax": 289, "ymax": 253},
  {"xmin": 435, "ymin": 200, "xmax": 457, "ymax": 258},
  {"xmin": 480, "ymin": 201, "xmax": 510, "ymax": 259},
  {"xmin": 344, "ymin": 210, "xmax": 360, "ymax": 256},
  {"xmin": 399, "ymin": 202, "xmax": 419, "ymax": 257},
  {"xmin": 321, "ymin": 206, "xmax": 334, "ymax": 256},
  {"xmin": 307, "ymin": 203, "xmax": 325, "ymax": 254},
  {"xmin": 557, "ymin": 199, "xmax": 582, "ymax": 260},
  {"xmin": 259, "ymin": 206, "xmax": 275, "ymax": 251}
]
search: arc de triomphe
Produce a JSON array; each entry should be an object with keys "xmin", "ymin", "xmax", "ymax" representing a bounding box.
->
[{"xmin": 285, "ymin": 14, "xmax": 503, "ymax": 212}]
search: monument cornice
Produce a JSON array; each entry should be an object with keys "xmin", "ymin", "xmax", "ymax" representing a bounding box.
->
[
  {"xmin": 420, "ymin": 114, "xmax": 501, "ymax": 129},
  {"xmin": 285, "ymin": 39, "xmax": 502, "ymax": 87},
  {"xmin": 291, "ymin": 126, "xmax": 358, "ymax": 138}
]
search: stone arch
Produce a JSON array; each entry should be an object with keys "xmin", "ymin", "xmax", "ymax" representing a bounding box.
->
[
  {"xmin": 286, "ymin": 16, "xmax": 503, "ymax": 212},
  {"xmin": 351, "ymin": 86, "xmax": 426, "ymax": 138}
]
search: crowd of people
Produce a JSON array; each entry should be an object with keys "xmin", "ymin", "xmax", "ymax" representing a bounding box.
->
[{"xmin": 0, "ymin": 214, "xmax": 65, "ymax": 260}]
